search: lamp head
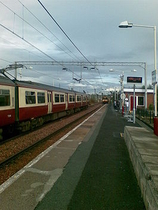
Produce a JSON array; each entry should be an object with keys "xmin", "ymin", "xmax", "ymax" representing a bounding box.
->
[{"xmin": 119, "ymin": 21, "xmax": 133, "ymax": 28}]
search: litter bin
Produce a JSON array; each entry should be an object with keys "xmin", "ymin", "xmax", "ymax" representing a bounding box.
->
[{"xmin": 154, "ymin": 117, "xmax": 158, "ymax": 136}]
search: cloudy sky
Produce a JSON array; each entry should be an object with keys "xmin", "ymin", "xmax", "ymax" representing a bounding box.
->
[{"xmin": 0, "ymin": 0, "xmax": 158, "ymax": 93}]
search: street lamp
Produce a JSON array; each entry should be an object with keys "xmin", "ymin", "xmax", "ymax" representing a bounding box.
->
[
  {"xmin": 119, "ymin": 21, "xmax": 157, "ymax": 129},
  {"xmin": 119, "ymin": 72, "xmax": 125, "ymax": 115}
]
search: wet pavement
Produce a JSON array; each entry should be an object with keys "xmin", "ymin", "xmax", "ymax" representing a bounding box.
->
[
  {"xmin": 35, "ymin": 105, "xmax": 145, "ymax": 210},
  {"xmin": 3, "ymin": 103, "xmax": 157, "ymax": 209}
]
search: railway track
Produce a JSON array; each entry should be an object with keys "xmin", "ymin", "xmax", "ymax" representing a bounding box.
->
[{"xmin": 0, "ymin": 103, "xmax": 103, "ymax": 184}]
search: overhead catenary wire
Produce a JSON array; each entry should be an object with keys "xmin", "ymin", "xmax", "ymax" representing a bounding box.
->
[
  {"xmin": 37, "ymin": 0, "xmax": 91, "ymax": 64},
  {"xmin": 0, "ymin": 23, "xmax": 58, "ymax": 62},
  {"xmin": 0, "ymin": 0, "xmax": 81, "ymax": 62},
  {"xmin": 0, "ymin": 24, "xmax": 91, "ymax": 85},
  {"xmin": 0, "ymin": 0, "xmax": 104, "ymax": 90},
  {"xmin": 0, "ymin": 22, "xmax": 93, "ymax": 87},
  {"xmin": 17, "ymin": 0, "xmax": 82, "ymax": 62},
  {"xmin": 0, "ymin": 0, "xmax": 92, "ymax": 86},
  {"xmin": 0, "ymin": 1, "xmax": 81, "ymax": 82},
  {"xmin": 0, "ymin": 35, "xmax": 47, "ymax": 65},
  {"xmin": 37, "ymin": 0, "xmax": 104, "ymax": 85}
]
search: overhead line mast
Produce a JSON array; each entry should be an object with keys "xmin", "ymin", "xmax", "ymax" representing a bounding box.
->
[{"xmin": 16, "ymin": 61, "xmax": 146, "ymax": 68}]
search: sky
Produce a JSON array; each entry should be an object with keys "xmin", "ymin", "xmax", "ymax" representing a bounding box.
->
[{"xmin": 0, "ymin": 0, "xmax": 158, "ymax": 94}]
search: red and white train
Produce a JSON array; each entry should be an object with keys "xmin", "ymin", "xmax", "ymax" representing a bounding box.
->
[{"xmin": 0, "ymin": 76, "xmax": 88, "ymax": 139}]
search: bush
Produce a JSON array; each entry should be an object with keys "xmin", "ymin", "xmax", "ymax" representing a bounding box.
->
[{"xmin": 149, "ymin": 103, "xmax": 153, "ymax": 111}]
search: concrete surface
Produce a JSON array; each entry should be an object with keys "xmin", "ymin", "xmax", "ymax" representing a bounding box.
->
[
  {"xmin": 1, "ymin": 104, "xmax": 157, "ymax": 210},
  {"xmin": 124, "ymin": 126, "xmax": 158, "ymax": 210},
  {"xmin": 0, "ymin": 105, "xmax": 107, "ymax": 210},
  {"xmin": 36, "ymin": 106, "xmax": 145, "ymax": 210}
]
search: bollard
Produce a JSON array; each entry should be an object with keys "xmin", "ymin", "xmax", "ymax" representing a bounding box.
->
[{"xmin": 122, "ymin": 106, "xmax": 124, "ymax": 116}]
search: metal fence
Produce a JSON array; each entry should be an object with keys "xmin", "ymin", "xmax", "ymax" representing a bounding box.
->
[{"xmin": 136, "ymin": 108, "xmax": 154, "ymax": 125}]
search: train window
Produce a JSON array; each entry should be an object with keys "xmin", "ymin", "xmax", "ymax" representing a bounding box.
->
[
  {"xmin": 69, "ymin": 95, "xmax": 75, "ymax": 102},
  {"xmin": 37, "ymin": 92, "xmax": 45, "ymax": 104},
  {"xmin": 55, "ymin": 94, "xmax": 59, "ymax": 103},
  {"xmin": 60, "ymin": 94, "xmax": 64, "ymax": 102},
  {"xmin": 25, "ymin": 91, "xmax": 36, "ymax": 104},
  {"xmin": 0, "ymin": 89, "xmax": 10, "ymax": 106},
  {"xmin": 69, "ymin": 95, "xmax": 72, "ymax": 102},
  {"xmin": 77, "ymin": 95, "xmax": 81, "ymax": 102},
  {"xmin": 83, "ymin": 96, "xmax": 87, "ymax": 101}
]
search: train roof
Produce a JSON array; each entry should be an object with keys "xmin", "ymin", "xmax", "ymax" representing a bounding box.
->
[
  {"xmin": 15, "ymin": 80, "xmax": 83, "ymax": 94},
  {"xmin": 0, "ymin": 75, "xmax": 86, "ymax": 95},
  {"xmin": 0, "ymin": 75, "xmax": 15, "ymax": 86}
]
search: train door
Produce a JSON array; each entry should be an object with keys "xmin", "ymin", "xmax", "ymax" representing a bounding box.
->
[
  {"xmin": 47, "ymin": 92, "xmax": 52, "ymax": 113},
  {"xmin": 81, "ymin": 95, "xmax": 83, "ymax": 106},
  {"xmin": 65, "ymin": 93, "xmax": 68, "ymax": 110}
]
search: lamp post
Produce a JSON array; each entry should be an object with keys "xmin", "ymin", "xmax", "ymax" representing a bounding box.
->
[
  {"xmin": 119, "ymin": 21, "xmax": 157, "ymax": 130},
  {"xmin": 119, "ymin": 72, "xmax": 124, "ymax": 115},
  {"xmin": 109, "ymin": 68, "xmax": 138, "ymax": 114}
]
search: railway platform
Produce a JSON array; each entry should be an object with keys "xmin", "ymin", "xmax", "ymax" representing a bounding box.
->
[{"xmin": 1, "ymin": 104, "xmax": 158, "ymax": 209}]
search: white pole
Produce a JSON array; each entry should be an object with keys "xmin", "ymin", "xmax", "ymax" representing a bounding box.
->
[
  {"xmin": 133, "ymin": 84, "xmax": 135, "ymax": 124},
  {"xmin": 119, "ymin": 22, "xmax": 157, "ymax": 116},
  {"xmin": 144, "ymin": 63, "xmax": 147, "ymax": 109},
  {"xmin": 154, "ymin": 26, "xmax": 157, "ymax": 117}
]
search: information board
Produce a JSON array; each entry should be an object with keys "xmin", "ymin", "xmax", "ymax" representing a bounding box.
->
[{"xmin": 127, "ymin": 77, "xmax": 142, "ymax": 83}]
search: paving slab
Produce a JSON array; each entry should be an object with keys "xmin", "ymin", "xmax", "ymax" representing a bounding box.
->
[
  {"xmin": 35, "ymin": 106, "xmax": 145, "ymax": 210},
  {"xmin": 124, "ymin": 126, "xmax": 158, "ymax": 210},
  {"xmin": 0, "ymin": 105, "xmax": 107, "ymax": 210}
]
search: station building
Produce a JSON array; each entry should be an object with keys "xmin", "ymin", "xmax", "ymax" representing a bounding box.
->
[{"xmin": 123, "ymin": 88, "xmax": 154, "ymax": 112}]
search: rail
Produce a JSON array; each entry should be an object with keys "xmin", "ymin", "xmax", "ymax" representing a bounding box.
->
[{"xmin": 0, "ymin": 104, "xmax": 102, "ymax": 170}]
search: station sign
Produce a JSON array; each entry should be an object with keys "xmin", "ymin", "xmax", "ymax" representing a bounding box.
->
[
  {"xmin": 127, "ymin": 77, "xmax": 142, "ymax": 83},
  {"xmin": 152, "ymin": 70, "xmax": 156, "ymax": 85}
]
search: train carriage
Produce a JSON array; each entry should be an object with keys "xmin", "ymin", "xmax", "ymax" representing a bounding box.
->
[
  {"xmin": 0, "ymin": 76, "xmax": 15, "ymax": 128},
  {"xmin": 102, "ymin": 96, "xmax": 109, "ymax": 104},
  {"xmin": 67, "ymin": 93, "xmax": 75, "ymax": 110},
  {"xmin": 52, "ymin": 91, "xmax": 67, "ymax": 113},
  {"xmin": 19, "ymin": 87, "xmax": 48, "ymax": 121},
  {"xmin": 75, "ymin": 93, "xmax": 88, "ymax": 110},
  {"xmin": 82, "ymin": 94, "xmax": 88, "ymax": 108},
  {"xmin": 75, "ymin": 94, "xmax": 82, "ymax": 109},
  {"xmin": 0, "ymin": 76, "xmax": 88, "ymax": 139}
]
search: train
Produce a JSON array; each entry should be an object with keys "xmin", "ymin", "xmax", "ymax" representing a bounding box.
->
[
  {"xmin": 0, "ymin": 75, "xmax": 88, "ymax": 139},
  {"xmin": 102, "ymin": 96, "xmax": 109, "ymax": 104}
]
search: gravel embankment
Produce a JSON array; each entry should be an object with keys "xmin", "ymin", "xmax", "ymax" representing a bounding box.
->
[{"xmin": 0, "ymin": 103, "xmax": 103, "ymax": 184}]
